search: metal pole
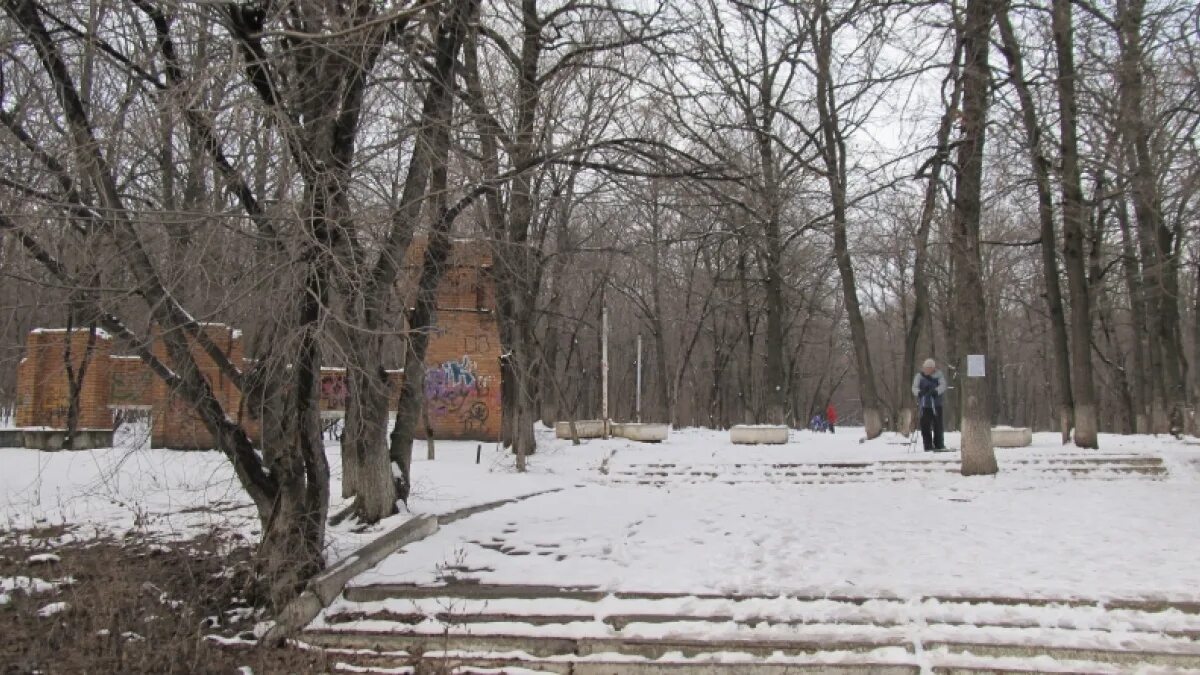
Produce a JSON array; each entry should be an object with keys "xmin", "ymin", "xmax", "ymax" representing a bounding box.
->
[
  {"xmin": 601, "ymin": 306, "xmax": 609, "ymax": 436},
  {"xmin": 636, "ymin": 334, "xmax": 642, "ymax": 423}
]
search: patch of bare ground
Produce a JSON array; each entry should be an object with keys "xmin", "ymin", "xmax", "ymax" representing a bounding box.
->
[{"xmin": 0, "ymin": 526, "xmax": 328, "ymax": 674}]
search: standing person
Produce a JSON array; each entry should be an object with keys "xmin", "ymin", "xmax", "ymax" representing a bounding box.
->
[
  {"xmin": 912, "ymin": 358, "xmax": 947, "ymax": 451},
  {"xmin": 825, "ymin": 404, "xmax": 838, "ymax": 433}
]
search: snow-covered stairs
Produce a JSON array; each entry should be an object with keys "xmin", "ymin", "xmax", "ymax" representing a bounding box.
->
[
  {"xmin": 608, "ymin": 455, "xmax": 1168, "ymax": 486},
  {"xmin": 301, "ymin": 582, "xmax": 1200, "ymax": 673}
]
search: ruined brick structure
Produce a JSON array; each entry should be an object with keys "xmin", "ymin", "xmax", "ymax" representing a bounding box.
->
[
  {"xmin": 12, "ymin": 239, "xmax": 504, "ymax": 448},
  {"xmin": 15, "ymin": 328, "xmax": 113, "ymax": 430},
  {"xmin": 404, "ymin": 238, "xmax": 503, "ymax": 443},
  {"xmin": 149, "ymin": 324, "xmax": 250, "ymax": 450}
]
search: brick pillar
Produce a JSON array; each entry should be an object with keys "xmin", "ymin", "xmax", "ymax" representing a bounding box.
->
[
  {"xmin": 422, "ymin": 310, "xmax": 503, "ymax": 441},
  {"xmin": 14, "ymin": 329, "xmax": 113, "ymax": 430},
  {"xmin": 14, "ymin": 340, "xmax": 36, "ymax": 428},
  {"xmin": 150, "ymin": 324, "xmax": 245, "ymax": 450}
]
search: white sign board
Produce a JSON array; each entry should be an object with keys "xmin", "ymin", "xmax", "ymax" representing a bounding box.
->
[{"xmin": 967, "ymin": 354, "xmax": 986, "ymax": 378}]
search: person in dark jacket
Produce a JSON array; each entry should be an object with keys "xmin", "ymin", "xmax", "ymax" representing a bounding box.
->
[{"xmin": 911, "ymin": 358, "xmax": 947, "ymax": 451}]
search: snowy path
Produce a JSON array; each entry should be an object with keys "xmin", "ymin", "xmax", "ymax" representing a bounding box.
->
[
  {"xmin": 6, "ymin": 422, "xmax": 1200, "ymax": 671},
  {"xmin": 312, "ymin": 428, "xmax": 1200, "ymax": 672},
  {"xmin": 351, "ymin": 477, "xmax": 1200, "ymax": 601}
]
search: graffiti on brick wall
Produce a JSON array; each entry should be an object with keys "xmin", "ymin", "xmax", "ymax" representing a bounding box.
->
[
  {"xmin": 425, "ymin": 356, "xmax": 493, "ymax": 432},
  {"xmin": 319, "ymin": 371, "xmax": 350, "ymax": 409}
]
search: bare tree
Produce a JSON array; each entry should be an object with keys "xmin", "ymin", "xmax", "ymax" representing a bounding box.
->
[
  {"xmin": 1052, "ymin": 0, "xmax": 1100, "ymax": 448},
  {"xmin": 950, "ymin": 0, "xmax": 998, "ymax": 474},
  {"xmin": 995, "ymin": 1, "xmax": 1075, "ymax": 443}
]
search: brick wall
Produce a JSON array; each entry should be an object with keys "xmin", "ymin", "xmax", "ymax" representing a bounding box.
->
[
  {"xmin": 150, "ymin": 324, "xmax": 245, "ymax": 450},
  {"xmin": 14, "ymin": 329, "xmax": 113, "ymax": 430},
  {"xmin": 109, "ymin": 357, "xmax": 153, "ymax": 408},
  {"xmin": 399, "ymin": 238, "xmax": 503, "ymax": 442},
  {"xmin": 420, "ymin": 309, "xmax": 502, "ymax": 441},
  {"xmin": 12, "ymin": 241, "xmax": 503, "ymax": 446}
]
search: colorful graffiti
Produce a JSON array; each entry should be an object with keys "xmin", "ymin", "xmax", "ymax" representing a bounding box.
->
[
  {"xmin": 425, "ymin": 356, "xmax": 489, "ymax": 412},
  {"xmin": 425, "ymin": 356, "xmax": 495, "ymax": 437}
]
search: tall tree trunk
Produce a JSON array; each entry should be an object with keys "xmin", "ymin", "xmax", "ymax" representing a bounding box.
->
[
  {"xmin": 762, "ymin": 221, "xmax": 787, "ymax": 425},
  {"xmin": 900, "ymin": 49, "xmax": 954, "ymax": 434},
  {"xmin": 951, "ymin": 0, "xmax": 998, "ymax": 475},
  {"xmin": 649, "ymin": 190, "xmax": 672, "ymax": 423},
  {"xmin": 1052, "ymin": 0, "xmax": 1099, "ymax": 448},
  {"xmin": 384, "ymin": 0, "xmax": 477, "ymax": 498},
  {"xmin": 1117, "ymin": 194, "xmax": 1152, "ymax": 432},
  {"xmin": 904, "ymin": 36, "xmax": 963, "ymax": 435},
  {"xmin": 814, "ymin": 10, "xmax": 882, "ymax": 438},
  {"xmin": 61, "ymin": 317, "xmax": 99, "ymax": 450},
  {"xmin": 1117, "ymin": 0, "xmax": 1185, "ymax": 433},
  {"xmin": 996, "ymin": 4, "xmax": 1075, "ymax": 443},
  {"xmin": 736, "ymin": 247, "xmax": 756, "ymax": 423},
  {"xmin": 1193, "ymin": 256, "xmax": 1200, "ymax": 430},
  {"xmin": 7, "ymin": 0, "xmax": 329, "ymax": 607},
  {"xmin": 392, "ymin": 218, "xmax": 457, "ymax": 501}
]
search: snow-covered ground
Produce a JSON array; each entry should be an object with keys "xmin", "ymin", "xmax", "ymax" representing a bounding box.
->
[
  {"xmin": 4, "ymin": 423, "xmax": 1199, "ymax": 601},
  {"xmin": 0, "ymin": 421, "xmax": 574, "ymax": 563},
  {"xmin": 350, "ymin": 427, "xmax": 1200, "ymax": 603}
]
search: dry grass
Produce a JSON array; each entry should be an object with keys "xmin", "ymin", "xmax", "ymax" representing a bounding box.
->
[{"xmin": 0, "ymin": 526, "xmax": 329, "ymax": 674}]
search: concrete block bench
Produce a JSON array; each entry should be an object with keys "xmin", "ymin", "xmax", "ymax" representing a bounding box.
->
[
  {"xmin": 554, "ymin": 420, "xmax": 607, "ymax": 440},
  {"xmin": 991, "ymin": 426, "xmax": 1033, "ymax": 448},
  {"xmin": 611, "ymin": 423, "xmax": 669, "ymax": 443},
  {"xmin": 19, "ymin": 428, "xmax": 115, "ymax": 451},
  {"xmin": 730, "ymin": 424, "xmax": 789, "ymax": 445}
]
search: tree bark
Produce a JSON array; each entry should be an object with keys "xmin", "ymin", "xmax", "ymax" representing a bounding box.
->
[
  {"xmin": 1051, "ymin": 0, "xmax": 1099, "ymax": 449},
  {"xmin": 1116, "ymin": 195, "xmax": 1152, "ymax": 432},
  {"xmin": 61, "ymin": 311, "xmax": 99, "ymax": 450},
  {"xmin": 385, "ymin": 0, "xmax": 478, "ymax": 499},
  {"xmin": 951, "ymin": 0, "xmax": 998, "ymax": 475},
  {"xmin": 813, "ymin": 9, "xmax": 882, "ymax": 438},
  {"xmin": 903, "ymin": 36, "xmax": 963, "ymax": 438},
  {"xmin": 996, "ymin": 4, "xmax": 1075, "ymax": 443},
  {"xmin": 1117, "ymin": 0, "xmax": 1185, "ymax": 433}
]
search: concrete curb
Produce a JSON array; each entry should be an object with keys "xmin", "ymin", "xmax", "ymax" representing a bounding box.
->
[
  {"xmin": 437, "ymin": 487, "xmax": 564, "ymax": 526},
  {"xmin": 268, "ymin": 486, "xmax": 569, "ymax": 644},
  {"xmin": 0, "ymin": 429, "xmax": 25, "ymax": 448},
  {"xmin": 266, "ymin": 514, "xmax": 439, "ymax": 644}
]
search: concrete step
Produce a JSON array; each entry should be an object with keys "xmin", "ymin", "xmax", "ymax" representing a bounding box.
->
[
  {"xmin": 311, "ymin": 584, "xmax": 1200, "ymax": 673},
  {"xmin": 319, "ymin": 648, "xmax": 922, "ymax": 674},
  {"xmin": 925, "ymin": 639, "xmax": 1200, "ymax": 668},
  {"xmin": 341, "ymin": 583, "xmax": 1200, "ymax": 615},
  {"xmin": 320, "ymin": 607, "xmax": 1200, "ymax": 640},
  {"xmin": 307, "ymin": 631, "xmax": 1200, "ymax": 672},
  {"xmin": 303, "ymin": 628, "xmax": 909, "ymax": 659},
  {"xmin": 317, "ymin": 648, "xmax": 1200, "ymax": 675},
  {"xmin": 609, "ymin": 463, "xmax": 1168, "ymax": 485}
]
